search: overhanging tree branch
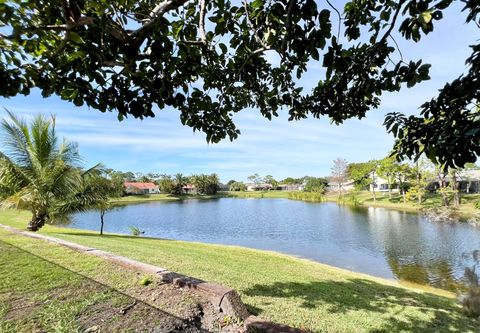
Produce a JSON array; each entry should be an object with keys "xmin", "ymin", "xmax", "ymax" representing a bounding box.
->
[{"xmin": 132, "ymin": 0, "xmax": 189, "ymax": 42}]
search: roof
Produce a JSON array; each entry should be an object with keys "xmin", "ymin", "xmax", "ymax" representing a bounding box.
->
[
  {"xmin": 183, "ymin": 184, "xmax": 196, "ymax": 189},
  {"xmin": 124, "ymin": 182, "xmax": 158, "ymax": 189}
]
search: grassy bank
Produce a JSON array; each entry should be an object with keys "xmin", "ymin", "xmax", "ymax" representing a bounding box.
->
[
  {"xmin": 110, "ymin": 193, "xmax": 223, "ymax": 204},
  {"xmin": 324, "ymin": 191, "xmax": 480, "ymax": 220},
  {"xmin": 0, "ymin": 221, "xmax": 208, "ymax": 332},
  {"xmin": 1, "ymin": 209, "xmax": 478, "ymax": 332}
]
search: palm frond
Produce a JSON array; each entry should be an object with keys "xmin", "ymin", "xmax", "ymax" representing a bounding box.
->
[{"xmin": 1, "ymin": 111, "xmax": 33, "ymax": 168}]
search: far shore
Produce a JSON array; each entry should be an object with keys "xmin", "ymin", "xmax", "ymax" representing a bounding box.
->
[{"xmin": 110, "ymin": 190, "xmax": 480, "ymax": 222}]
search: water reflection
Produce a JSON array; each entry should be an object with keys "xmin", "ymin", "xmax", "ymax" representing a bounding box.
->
[{"xmin": 65, "ymin": 198, "xmax": 480, "ymax": 291}]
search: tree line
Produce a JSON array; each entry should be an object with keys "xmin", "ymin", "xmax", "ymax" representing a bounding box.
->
[{"xmin": 344, "ymin": 156, "xmax": 480, "ymax": 208}]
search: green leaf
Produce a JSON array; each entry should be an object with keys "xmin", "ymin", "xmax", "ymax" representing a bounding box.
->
[
  {"xmin": 68, "ymin": 32, "xmax": 84, "ymax": 44},
  {"xmin": 419, "ymin": 11, "xmax": 432, "ymax": 24}
]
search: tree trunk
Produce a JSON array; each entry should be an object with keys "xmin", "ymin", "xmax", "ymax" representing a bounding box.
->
[
  {"xmin": 388, "ymin": 176, "xmax": 392, "ymax": 199},
  {"xmin": 438, "ymin": 173, "xmax": 449, "ymax": 207},
  {"xmin": 27, "ymin": 214, "xmax": 47, "ymax": 232},
  {"xmin": 451, "ymin": 171, "xmax": 460, "ymax": 208},
  {"xmin": 416, "ymin": 170, "xmax": 422, "ymax": 205},
  {"xmin": 100, "ymin": 210, "xmax": 105, "ymax": 235},
  {"xmin": 371, "ymin": 173, "xmax": 377, "ymax": 202}
]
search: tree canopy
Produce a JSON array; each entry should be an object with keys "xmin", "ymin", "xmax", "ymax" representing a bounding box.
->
[{"xmin": 1, "ymin": 0, "xmax": 478, "ymax": 167}]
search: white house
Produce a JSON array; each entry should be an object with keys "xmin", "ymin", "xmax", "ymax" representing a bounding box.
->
[
  {"xmin": 369, "ymin": 174, "xmax": 400, "ymax": 193},
  {"xmin": 327, "ymin": 179, "xmax": 355, "ymax": 192},
  {"xmin": 245, "ymin": 183, "xmax": 273, "ymax": 191}
]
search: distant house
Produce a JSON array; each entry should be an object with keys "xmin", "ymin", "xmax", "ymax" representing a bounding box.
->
[
  {"xmin": 369, "ymin": 174, "xmax": 400, "ymax": 193},
  {"xmin": 245, "ymin": 183, "xmax": 273, "ymax": 191},
  {"xmin": 428, "ymin": 169, "xmax": 480, "ymax": 193},
  {"xmin": 218, "ymin": 183, "xmax": 229, "ymax": 191},
  {"xmin": 182, "ymin": 184, "xmax": 197, "ymax": 194},
  {"xmin": 278, "ymin": 184, "xmax": 305, "ymax": 191},
  {"xmin": 327, "ymin": 179, "xmax": 355, "ymax": 192},
  {"xmin": 458, "ymin": 169, "xmax": 480, "ymax": 193},
  {"xmin": 124, "ymin": 182, "xmax": 160, "ymax": 195}
]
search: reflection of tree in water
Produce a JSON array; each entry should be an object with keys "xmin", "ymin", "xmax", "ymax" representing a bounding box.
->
[
  {"xmin": 379, "ymin": 211, "xmax": 459, "ymax": 291},
  {"xmin": 371, "ymin": 209, "xmax": 476, "ymax": 291},
  {"xmin": 386, "ymin": 254, "xmax": 459, "ymax": 291}
]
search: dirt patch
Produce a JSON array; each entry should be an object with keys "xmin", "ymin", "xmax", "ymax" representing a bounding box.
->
[
  {"xmin": 1, "ymin": 279, "xmax": 243, "ymax": 332},
  {"xmin": 2, "ymin": 293, "xmax": 43, "ymax": 322}
]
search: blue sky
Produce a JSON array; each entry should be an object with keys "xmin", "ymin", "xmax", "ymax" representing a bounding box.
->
[{"xmin": 1, "ymin": 3, "xmax": 477, "ymax": 183}]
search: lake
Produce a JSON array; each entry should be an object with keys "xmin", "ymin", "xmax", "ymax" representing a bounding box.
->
[{"xmin": 67, "ymin": 198, "xmax": 480, "ymax": 290}]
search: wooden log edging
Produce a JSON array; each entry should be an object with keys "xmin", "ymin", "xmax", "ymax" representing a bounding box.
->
[{"xmin": 0, "ymin": 224, "xmax": 304, "ymax": 332}]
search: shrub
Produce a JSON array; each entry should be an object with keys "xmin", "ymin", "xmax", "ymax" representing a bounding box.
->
[
  {"xmin": 128, "ymin": 226, "xmax": 143, "ymax": 236},
  {"xmin": 288, "ymin": 192, "xmax": 324, "ymax": 202}
]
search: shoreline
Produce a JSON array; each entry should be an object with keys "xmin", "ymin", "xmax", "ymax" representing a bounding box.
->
[
  {"xmin": 1, "ymin": 208, "xmax": 476, "ymax": 332},
  {"xmin": 1, "ymin": 208, "xmax": 456, "ymax": 298},
  {"xmin": 110, "ymin": 191, "xmax": 480, "ymax": 222}
]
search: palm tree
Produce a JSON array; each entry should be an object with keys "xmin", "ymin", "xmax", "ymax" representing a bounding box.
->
[{"xmin": 0, "ymin": 111, "xmax": 103, "ymax": 231}]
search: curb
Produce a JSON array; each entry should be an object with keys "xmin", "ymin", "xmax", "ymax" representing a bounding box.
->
[{"xmin": 0, "ymin": 224, "xmax": 304, "ymax": 332}]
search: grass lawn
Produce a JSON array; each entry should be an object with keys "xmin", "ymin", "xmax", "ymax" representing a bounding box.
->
[
  {"xmin": 223, "ymin": 190, "xmax": 292, "ymax": 199},
  {"xmin": 0, "ymin": 222, "xmax": 213, "ymax": 332},
  {"xmin": 1, "ymin": 209, "xmax": 478, "ymax": 332},
  {"xmin": 110, "ymin": 193, "xmax": 224, "ymax": 204}
]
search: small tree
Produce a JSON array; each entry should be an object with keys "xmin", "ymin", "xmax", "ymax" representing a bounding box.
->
[
  {"xmin": 81, "ymin": 170, "xmax": 124, "ymax": 235},
  {"xmin": 377, "ymin": 157, "xmax": 398, "ymax": 199},
  {"xmin": 0, "ymin": 111, "xmax": 103, "ymax": 231},
  {"xmin": 436, "ymin": 165, "xmax": 451, "ymax": 207},
  {"xmin": 264, "ymin": 175, "xmax": 278, "ymax": 190},
  {"xmin": 330, "ymin": 158, "xmax": 349, "ymax": 197},
  {"xmin": 229, "ymin": 181, "xmax": 246, "ymax": 191},
  {"xmin": 191, "ymin": 173, "xmax": 220, "ymax": 195},
  {"xmin": 394, "ymin": 163, "xmax": 414, "ymax": 203},
  {"xmin": 348, "ymin": 160, "xmax": 378, "ymax": 201},
  {"xmin": 407, "ymin": 157, "xmax": 434, "ymax": 205},
  {"xmin": 158, "ymin": 174, "xmax": 175, "ymax": 194},
  {"xmin": 304, "ymin": 177, "xmax": 328, "ymax": 194},
  {"xmin": 449, "ymin": 169, "xmax": 461, "ymax": 208},
  {"xmin": 173, "ymin": 173, "xmax": 187, "ymax": 195}
]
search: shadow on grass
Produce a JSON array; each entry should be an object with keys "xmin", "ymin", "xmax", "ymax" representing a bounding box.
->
[
  {"xmin": 51, "ymin": 231, "xmax": 174, "ymax": 242},
  {"xmin": 244, "ymin": 279, "xmax": 476, "ymax": 333},
  {"xmin": 0, "ymin": 239, "xmax": 212, "ymax": 332}
]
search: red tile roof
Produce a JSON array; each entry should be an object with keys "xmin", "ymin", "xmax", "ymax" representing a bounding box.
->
[{"xmin": 124, "ymin": 182, "xmax": 158, "ymax": 189}]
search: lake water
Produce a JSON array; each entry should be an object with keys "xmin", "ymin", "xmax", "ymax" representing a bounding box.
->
[{"xmin": 68, "ymin": 198, "xmax": 480, "ymax": 290}]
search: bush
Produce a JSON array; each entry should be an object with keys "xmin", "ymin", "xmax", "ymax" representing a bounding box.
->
[
  {"xmin": 128, "ymin": 226, "xmax": 143, "ymax": 236},
  {"xmin": 338, "ymin": 191, "xmax": 361, "ymax": 207},
  {"xmin": 288, "ymin": 192, "xmax": 324, "ymax": 202}
]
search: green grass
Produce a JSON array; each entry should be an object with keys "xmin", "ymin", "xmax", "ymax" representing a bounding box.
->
[
  {"xmin": 110, "ymin": 193, "xmax": 224, "ymax": 204},
  {"xmin": 325, "ymin": 191, "xmax": 480, "ymax": 220},
  {"xmin": 1, "ymin": 209, "xmax": 478, "ymax": 332},
  {"xmin": 222, "ymin": 190, "xmax": 292, "ymax": 199},
  {"xmin": 0, "ymin": 221, "xmax": 200, "ymax": 332}
]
